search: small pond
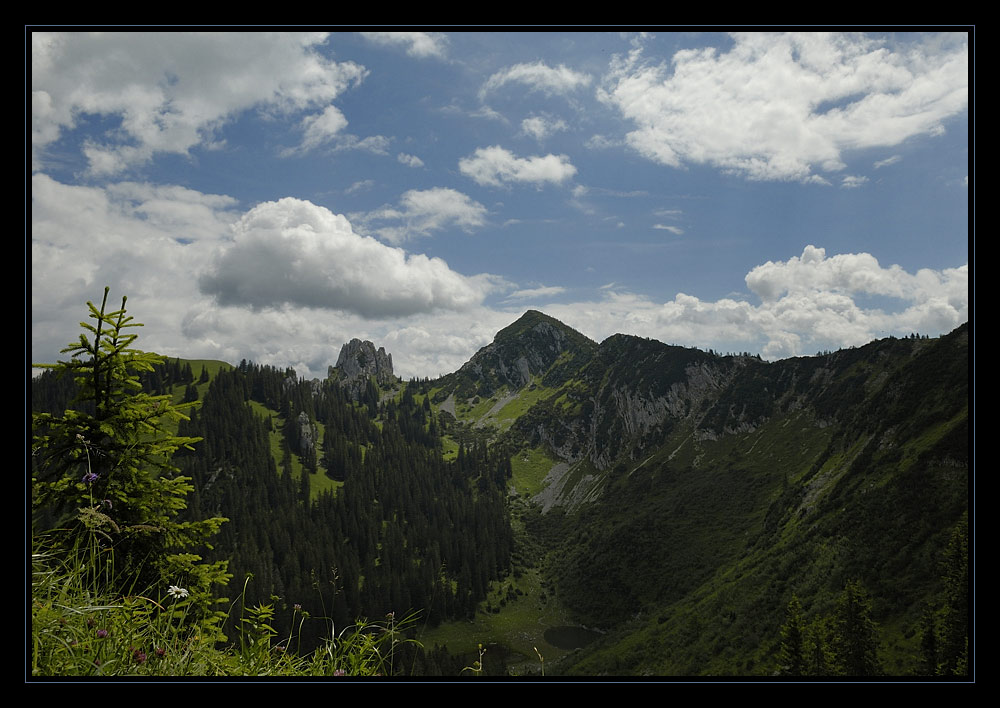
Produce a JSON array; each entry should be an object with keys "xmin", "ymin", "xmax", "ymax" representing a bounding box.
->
[{"xmin": 543, "ymin": 625, "xmax": 603, "ymax": 650}]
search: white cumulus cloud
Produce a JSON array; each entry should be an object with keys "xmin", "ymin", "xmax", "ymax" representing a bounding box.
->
[
  {"xmin": 745, "ymin": 245, "xmax": 967, "ymax": 308},
  {"xmin": 459, "ymin": 146, "xmax": 577, "ymax": 187},
  {"xmin": 520, "ymin": 115, "xmax": 569, "ymax": 141},
  {"xmin": 537, "ymin": 244, "xmax": 967, "ymax": 361},
  {"xmin": 397, "ymin": 152, "xmax": 425, "ymax": 168},
  {"xmin": 600, "ymin": 32, "xmax": 968, "ymax": 183},
  {"xmin": 362, "ymin": 187, "xmax": 489, "ymax": 243},
  {"xmin": 31, "ymin": 32, "xmax": 368, "ymax": 174},
  {"xmin": 199, "ymin": 197, "xmax": 499, "ymax": 318},
  {"xmin": 296, "ymin": 105, "xmax": 350, "ymax": 153}
]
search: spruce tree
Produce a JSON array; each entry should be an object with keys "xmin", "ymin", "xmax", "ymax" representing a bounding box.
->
[
  {"xmin": 918, "ymin": 603, "xmax": 939, "ymax": 676},
  {"xmin": 31, "ymin": 288, "xmax": 231, "ymax": 636},
  {"xmin": 778, "ymin": 595, "xmax": 807, "ymax": 676},
  {"xmin": 805, "ymin": 616, "xmax": 833, "ymax": 676},
  {"xmin": 831, "ymin": 580, "xmax": 881, "ymax": 676},
  {"xmin": 938, "ymin": 513, "xmax": 969, "ymax": 675}
]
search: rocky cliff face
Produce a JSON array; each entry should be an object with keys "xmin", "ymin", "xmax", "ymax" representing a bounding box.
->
[
  {"xmin": 517, "ymin": 324, "xmax": 968, "ymax": 493},
  {"xmin": 513, "ymin": 336, "xmax": 744, "ymax": 472},
  {"xmin": 330, "ymin": 338, "xmax": 395, "ymax": 399}
]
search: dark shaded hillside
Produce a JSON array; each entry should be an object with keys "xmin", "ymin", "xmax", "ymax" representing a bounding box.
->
[{"xmin": 527, "ymin": 326, "xmax": 969, "ymax": 676}]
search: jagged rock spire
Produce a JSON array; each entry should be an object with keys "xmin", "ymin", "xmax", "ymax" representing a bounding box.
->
[{"xmin": 330, "ymin": 338, "xmax": 395, "ymax": 399}]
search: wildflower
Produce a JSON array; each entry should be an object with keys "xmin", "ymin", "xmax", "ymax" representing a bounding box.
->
[
  {"xmin": 155, "ymin": 647, "xmax": 166, "ymax": 659},
  {"xmin": 332, "ymin": 669, "xmax": 346, "ymax": 676},
  {"xmin": 96, "ymin": 629, "xmax": 108, "ymax": 639},
  {"xmin": 82, "ymin": 471, "xmax": 99, "ymax": 484},
  {"xmin": 101, "ymin": 499, "xmax": 113, "ymax": 511},
  {"xmin": 86, "ymin": 618, "xmax": 95, "ymax": 628},
  {"xmin": 293, "ymin": 603, "xmax": 302, "ymax": 612},
  {"xmin": 133, "ymin": 649, "xmax": 147, "ymax": 664},
  {"xmin": 167, "ymin": 585, "xmax": 189, "ymax": 599}
]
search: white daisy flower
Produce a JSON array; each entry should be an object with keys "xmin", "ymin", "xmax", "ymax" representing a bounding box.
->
[{"xmin": 167, "ymin": 585, "xmax": 190, "ymax": 599}]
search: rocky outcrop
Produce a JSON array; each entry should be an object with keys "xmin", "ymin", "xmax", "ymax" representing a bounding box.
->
[
  {"xmin": 297, "ymin": 410, "xmax": 318, "ymax": 458},
  {"xmin": 330, "ymin": 338, "xmax": 395, "ymax": 400},
  {"xmin": 334, "ymin": 339, "xmax": 394, "ymax": 385}
]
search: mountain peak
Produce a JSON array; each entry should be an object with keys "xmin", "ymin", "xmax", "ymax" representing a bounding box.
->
[
  {"xmin": 496, "ymin": 310, "xmax": 595, "ymax": 346},
  {"xmin": 442, "ymin": 310, "xmax": 596, "ymax": 398}
]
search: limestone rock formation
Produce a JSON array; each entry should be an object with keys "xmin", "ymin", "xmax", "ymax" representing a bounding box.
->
[
  {"xmin": 297, "ymin": 410, "xmax": 318, "ymax": 459},
  {"xmin": 330, "ymin": 338, "xmax": 395, "ymax": 399}
]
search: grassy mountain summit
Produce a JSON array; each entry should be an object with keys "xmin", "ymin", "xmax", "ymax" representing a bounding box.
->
[{"xmin": 437, "ymin": 310, "xmax": 597, "ymax": 401}]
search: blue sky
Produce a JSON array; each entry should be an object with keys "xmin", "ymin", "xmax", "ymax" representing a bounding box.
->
[{"xmin": 31, "ymin": 31, "xmax": 970, "ymax": 379}]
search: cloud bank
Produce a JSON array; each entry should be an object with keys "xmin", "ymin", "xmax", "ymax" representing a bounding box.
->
[{"xmin": 542, "ymin": 244, "xmax": 968, "ymax": 360}]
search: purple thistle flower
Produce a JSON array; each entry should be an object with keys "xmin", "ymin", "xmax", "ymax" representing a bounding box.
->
[
  {"xmin": 333, "ymin": 669, "xmax": 346, "ymax": 676},
  {"xmin": 82, "ymin": 471, "xmax": 99, "ymax": 485},
  {"xmin": 133, "ymin": 649, "xmax": 147, "ymax": 664},
  {"xmin": 96, "ymin": 629, "xmax": 108, "ymax": 638}
]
